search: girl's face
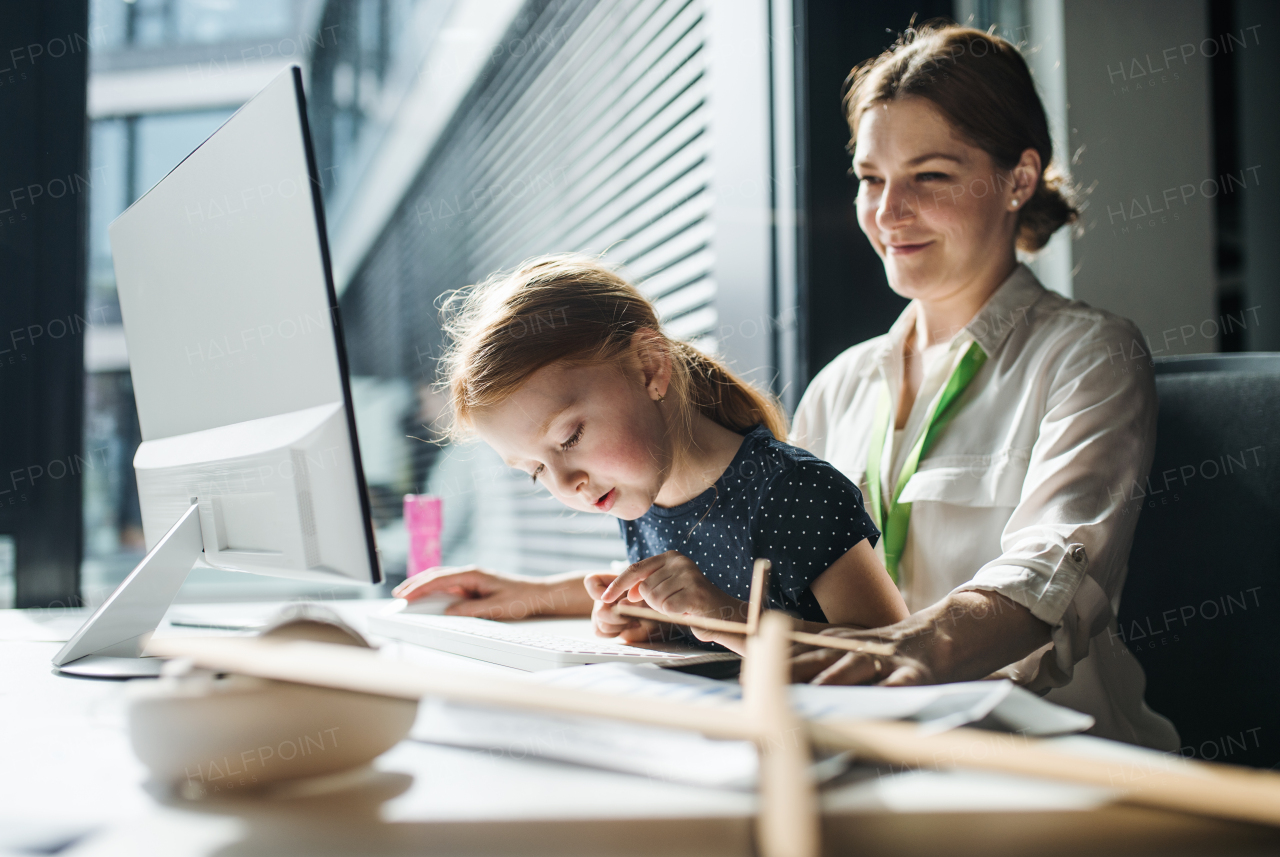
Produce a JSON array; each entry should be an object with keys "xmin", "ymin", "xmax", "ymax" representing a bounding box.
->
[
  {"xmin": 852, "ymin": 97, "xmax": 1031, "ymax": 307},
  {"xmin": 471, "ymin": 357, "xmax": 672, "ymax": 521}
]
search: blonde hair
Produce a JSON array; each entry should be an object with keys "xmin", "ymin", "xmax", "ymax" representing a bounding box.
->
[
  {"xmin": 438, "ymin": 255, "xmax": 788, "ymax": 451},
  {"xmin": 843, "ymin": 22, "xmax": 1078, "ymax": 252}
]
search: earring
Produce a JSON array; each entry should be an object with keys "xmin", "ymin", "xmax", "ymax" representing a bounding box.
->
[
  {"xmin": 1011, "ymin": 199, "xmax": 1020, "ymax": 209},
  {"xmin": 654, "ymin": 389, "xmax": 665, "ymax": 403}
]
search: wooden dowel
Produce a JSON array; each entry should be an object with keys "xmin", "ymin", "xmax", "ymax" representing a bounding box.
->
[
  {"xmin": 614, "ymin": 603, "xmax": 746, "ymax": 635},
  {"xmin": 613, "ymin": 604, "xmax": 896, "ymax": 658},
  {"xmin": 808, "ymin": 719, "xmax": 1280, "ymax": 829},
  {"xmin": 147, "ymin": 636, "xmax": 756, "ymax": 741},
  {"xmin": 745, "ymin": 558, "xmax": 771, "ymax": 637},
  {"xmin": 744, "ymin": 612, "xmax": 821, "ymax": 857},
  {"xmin": 788, "ymin": 630, "xmax": 896, "ymax": 658}
]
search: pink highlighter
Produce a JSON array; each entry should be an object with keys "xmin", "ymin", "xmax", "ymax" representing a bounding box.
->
[{"xmin": 403, "ymin": 494, "xmax": 443, "ymax": 577}]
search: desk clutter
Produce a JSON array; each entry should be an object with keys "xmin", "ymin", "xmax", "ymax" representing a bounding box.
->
[
  {"xmin": 10, "ymin": 562, "xmax": 1276, "ymax": 856},
  {"xmin": 412, "ymin": 664, "xmax": 1091, "ymax": 790},
  {"xmin": 113, "ymin": 594, "xmax": 1280, "ymax": 857},
  {"xmin": 4, "ymin": 594, "xmax": 1280, "ymax": 857}
]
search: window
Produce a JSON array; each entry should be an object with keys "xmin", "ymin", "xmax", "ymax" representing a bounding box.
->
[
  {"xmin": 83, "ymin": 0, "xmax": 315, "ymax": 602},
  {"xmin": 80, "ymin": 0, "xmax": 786, "ymax": 597},
  {"xmin": 90, "ymin": 0, "xmax": 296, "ymax": 50},
  {"xmin": 310, "ymin": 0, "xmax": 782, "ymax": 582}
]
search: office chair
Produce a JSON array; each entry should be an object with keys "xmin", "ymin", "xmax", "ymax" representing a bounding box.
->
[{"xmin": 1118, "ymin": 353, "xmax": 1280, "ymax": 769}]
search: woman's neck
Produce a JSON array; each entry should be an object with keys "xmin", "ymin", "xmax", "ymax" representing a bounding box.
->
[
  {"xmin": 653, "ymin": 413, "xmax": 745, "ymax": 508},
  {"xmin": 895, "ymin": 259, "xmax": 1015, "ymax": 431},
  {"xmin": 911, "ymin": 258, "xmax": 1017, "ymax": 350}
]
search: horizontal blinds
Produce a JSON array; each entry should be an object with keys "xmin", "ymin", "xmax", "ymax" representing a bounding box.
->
[{"xmin": 343, "ymin": 0, "xmax": 715, "ymax": 575}]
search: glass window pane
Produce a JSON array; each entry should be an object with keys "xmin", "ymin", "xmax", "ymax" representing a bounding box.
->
[
  {"xmin": 88, "ymin": 0, "xmax": 130, "ymax": 50},
  {"xmin": 88, "ymin": 119, "xmax": 128, "ymax": 323},
  {"xmin": 174, "ymin": 0, "xmax": 294, "ymax": 45},
  {"xmin": 131, "ymin": 0, "xmax": 172, "ymax": 46},
  {"xmin": 132, "ymin": 109, "xmax": 234, "ymax": 198}
]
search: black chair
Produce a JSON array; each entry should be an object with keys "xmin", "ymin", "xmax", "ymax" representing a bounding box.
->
[{"xmin": 1119, "ymin": 353, "xmax": 1280, "ymax": 769}]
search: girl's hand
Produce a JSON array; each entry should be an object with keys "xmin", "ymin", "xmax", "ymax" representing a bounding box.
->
[
  {"xmin": 585, "ymin": 573, "xmax": 665, "ymax": 643},
  {"xmin": 597, "ymin": 551, "xmax": 746, "ymax": 643},
  {"xmin": 392, "ymin": 565, "xmax": 594, "ymax": 620}
]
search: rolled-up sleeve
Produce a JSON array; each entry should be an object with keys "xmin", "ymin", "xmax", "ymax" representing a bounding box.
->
[{"xmin": 956, "ymin": 319, "xmax": 1157, "ymax": 689}]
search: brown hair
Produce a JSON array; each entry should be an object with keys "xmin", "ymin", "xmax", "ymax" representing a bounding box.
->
[
  {"xmin": 438, "ymin": 255, "xmax": 789, "ymax": 452},
  {"xmin": 843, "ymin": 22, "xmax": 1077, "ymax": 251}
]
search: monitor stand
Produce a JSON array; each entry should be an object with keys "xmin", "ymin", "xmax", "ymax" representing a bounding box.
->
[{"xmin": 53, "ymin": 502, "xmax": 205, "ymax": 678}]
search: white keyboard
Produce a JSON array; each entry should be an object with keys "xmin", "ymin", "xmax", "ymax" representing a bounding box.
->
[{"xmin": 368, "ymin": 613, "xmax": 739, "ymax": 671}]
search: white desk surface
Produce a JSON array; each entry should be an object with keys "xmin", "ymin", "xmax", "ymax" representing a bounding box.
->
[{"xmin": 2, "ymin": 600, "xmax": 1273, "ymax": 857}]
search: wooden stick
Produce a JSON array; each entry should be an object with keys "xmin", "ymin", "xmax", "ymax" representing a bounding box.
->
[
  {"xmin": 147, "ymin": 636, "xmax": 755, "ymax": 741},
  {"xmin": 788, "ymin": 630, "xmax": 897, "ymax": 658},
  {"xmin": 614, "ymin": 603, "xmax": 746, "ymax": 635},
  {"xmin": 613, "ymin": 603, "xmax": 897, "ymax": 658},
  {"xmin": 743, "ymin": 612, "xmax": 821, "ymax": 857},
  {"xmin": 745, "ymin": 558, "xmax": 771, "ymax": 636},
  {"xmin": 809, "ymin": 719, "xmax": 1280, "ymax": 829}
]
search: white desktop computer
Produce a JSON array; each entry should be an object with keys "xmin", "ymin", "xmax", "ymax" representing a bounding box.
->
[{"xmin": 53, "ymin": 66, "xmax": 379, "ymax": 677}]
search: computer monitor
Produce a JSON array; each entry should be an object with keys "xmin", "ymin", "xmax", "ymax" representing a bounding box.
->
[{"xmin": 53, "ymin": 66, "xmax": 379, "ymax": 677}]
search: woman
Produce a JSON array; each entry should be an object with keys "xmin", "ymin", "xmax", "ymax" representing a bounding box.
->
[
  {"xmin": 396, "ymin": 24, "xmax": 1177, "ymax": 750},
  {"xmin": 784, "ymin": 24, "xmax": 1176, "ymax": 750}
]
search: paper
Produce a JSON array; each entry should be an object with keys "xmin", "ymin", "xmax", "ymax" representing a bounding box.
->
[
  {"xmin": 413, "ymin": 699, "xmax": 761, "ymax": 789},
  {"xmin": 537, "ymin": 662, "xmax": 744, "ymax": 706},
  {"xmin": 532, "ymin": 663, "xmax": 955, "ymax": 722},
  {"xmin": 409, "ymin": 664, "xmax": 1093, "ymax": 788},
  {"xmin": 412, "ymin": 662, "xmax": 753, "ymax": 787},
  {"xmin": 531, "ymin": 663, "xmax": 1091, "ymax": 735},
  {"xmin": 966, "ymin": 683, "xmax": 1096, "ymax": 736}
]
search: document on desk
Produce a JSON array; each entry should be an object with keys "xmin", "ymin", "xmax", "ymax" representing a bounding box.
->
[
  {"xmin": 410, "ymin": 664, "xmax": 1093, "ymax": 788},
  {"xmin": 534, "ymin": 664, "xmax": 1093, "ymax": 734},
  {"xmin": 412, "ymin": 664, "xmax": 845, "ymax": 790},
  {"xmin": 414, "ymin": 697, "xmax": 763, "ymax": 789}
]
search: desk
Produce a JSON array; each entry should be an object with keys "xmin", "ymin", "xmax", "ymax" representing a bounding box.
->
[{"xmin": 3, "ymin": 601, "xmax": 1277, "ymax": 857}]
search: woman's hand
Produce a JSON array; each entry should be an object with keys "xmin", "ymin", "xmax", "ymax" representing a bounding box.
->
[
  {"xmin": 790, "ymin": 625, "xmax": 936, "ymax": 686},
  {"xmin": 391, "ymin": 565, "xmax": 594, "ymax": 620},
  {"xmin": 596, "ymin": 551, "xmax": 748, "ymax": 648},
  {"xmin": 790, "ymin": 590, "xmax": 1051, "ymax": 686}
]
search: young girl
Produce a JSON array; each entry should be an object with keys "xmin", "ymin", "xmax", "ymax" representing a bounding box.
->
[{"xmin": 395, "ymin": 255, "xmax": 908, "ymax": 652}]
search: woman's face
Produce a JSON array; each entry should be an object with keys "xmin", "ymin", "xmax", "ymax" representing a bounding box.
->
[
  {"xmin": 471, "ymin": 358, "xmax": 672, "ymax": 522},
  {"xmin": 852, "ymin": 97, "xmax": 1028, "ymax": 306}
]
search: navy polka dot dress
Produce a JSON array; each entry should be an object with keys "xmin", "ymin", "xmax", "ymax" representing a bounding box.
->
[{"xmin": 620, "ymin": 425, "xmax": 880, "ymax": 624}]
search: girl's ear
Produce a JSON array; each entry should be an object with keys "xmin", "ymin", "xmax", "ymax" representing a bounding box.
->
[{"xmin": 631, "ymin": 328, "xmax": 672, "ymax": 401}]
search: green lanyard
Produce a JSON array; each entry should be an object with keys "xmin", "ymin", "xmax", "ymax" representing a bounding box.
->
[{"xmin": 866, "ymin": 341, "xmax": 988, "ymax": 583}]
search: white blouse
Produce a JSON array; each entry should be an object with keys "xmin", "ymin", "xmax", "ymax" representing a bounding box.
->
[{"xmin": 792, "ymin": 264, "xmax": 1180, "ymax": 751}]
